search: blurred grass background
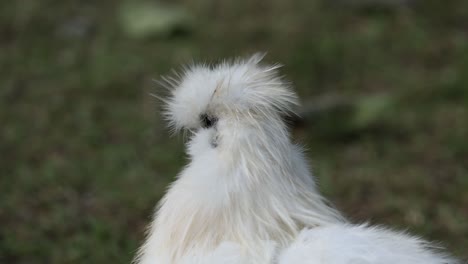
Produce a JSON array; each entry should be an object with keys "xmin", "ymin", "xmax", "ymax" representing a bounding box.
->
[{"xmin": 1, "ymin": 0, "xmax": 467, "ymax": 263}]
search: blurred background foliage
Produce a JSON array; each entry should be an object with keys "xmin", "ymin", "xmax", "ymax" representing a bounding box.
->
[{"xmin": 1, "ymin": 0, "xmax": 467, "ymax": 263}]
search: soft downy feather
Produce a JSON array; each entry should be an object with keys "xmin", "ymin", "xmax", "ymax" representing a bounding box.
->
[{"xmin": 279, "ymin": 224, "xmax": 457, "ymax": 264}]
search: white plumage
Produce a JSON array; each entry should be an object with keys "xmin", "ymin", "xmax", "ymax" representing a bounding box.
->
[{"xmin": 135, "ymin": 54, "xmax": 458, "ymax": 264}]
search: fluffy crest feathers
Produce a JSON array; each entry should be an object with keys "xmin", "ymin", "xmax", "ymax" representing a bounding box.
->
[{"xmin": 159, "ymin": 54, "xmax": 298, "ymax": 132}]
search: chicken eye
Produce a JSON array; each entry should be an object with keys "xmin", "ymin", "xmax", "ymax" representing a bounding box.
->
[{"xmin": 200, "ymin": 114, "xmax": 217, "ymax": 128}]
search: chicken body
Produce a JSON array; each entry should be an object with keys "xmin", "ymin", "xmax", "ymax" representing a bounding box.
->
[{"xmin": 135, "ymin": 55, "xmax": 457, "ymax": 264}]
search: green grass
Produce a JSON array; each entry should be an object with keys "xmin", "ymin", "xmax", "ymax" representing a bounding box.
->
[{"xmin": 1, "ymin": 0, "xmax": 467, "ymax": 263}]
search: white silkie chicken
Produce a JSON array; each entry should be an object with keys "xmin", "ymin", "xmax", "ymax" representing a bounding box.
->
[{"xmin": 135, "ymin": 54, "xmax": 458, "ymax": 264}]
